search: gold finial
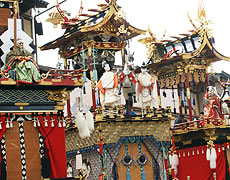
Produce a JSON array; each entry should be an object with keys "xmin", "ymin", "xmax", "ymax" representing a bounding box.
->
[{"xmin": 210, "ymin": 65, "xmax": 214, "ymax": 76}]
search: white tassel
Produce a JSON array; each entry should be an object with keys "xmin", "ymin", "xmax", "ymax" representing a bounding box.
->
[
  {"xmin": 192, "ymin": 148, "xmax": 194, "ymax": 156},
  {"xmin": 172, "ymin": 153, "xmax": 179, "ymax": 167},
  {"xmin": 211, "ymin": 148, "xmax": 217, "ymax": 160},
  {"xmin": 33, "ymin": 120, "xmax": 37, "ymax": 127},
  {"xmin": 206, "ymin": 148, "xmax": 211, "ymax": 161},
  {"xmin": 62, "ymin": 119, "xmax": 66, "ymax": 127},
  {"xmin": 85, "ymin": 111, "xmax": 94, "ymax": 132},
  {"xmin": 178, "ymin": 150, "xmax": 181, "ymax": 158},
  {"xmin": 222, "ymin": 145, "xmax": 225, "ymax": 151},
  {"xmin": 183, "ymin": 150, "xmax": 185, "ymax": 157},
  {"xmin": 210, "ymin": 158, "xmax": 216, "ymax": 169},
  {"xmin": 202, "ymin": 146, "xmax": 204, "ymax": 154},
  {"xmin": 37, "ymin": 119, "xmax": 40, "ymax": 127},
  {"xmin": 210, "ymin": 148, "xmax": 217, "ymax": 169},
  {"xmin": 197, "ymin": 147, "xmax": 199, "ymax": 155},
  {"xmin": 51, "ymin": 120, "xmax": 54, "ymax": 127},
  {"xmin": 58, "ymin": 121, "xmax": 62, "ymax": 128},
  {"xmin": 75, "ymin": 112, "xmax": 90, "ymax": 138},
  {"xmin": 227, "ymin": 143, "xmax": 230, "ymax": 149},
  {"xmin": 0, "ymin": 122, "xmax": 2, "ymax": 129},
  {"xmin": 44, "ymin": 118, "xmax": 48, "ymax": 127},
  {"xmin": 187, "ymin": 149, "xmax": 190, "ymax": 157},
  {"xmin": 76, "ymin": 154, "xmax": 83, "ymax": 169},
  {"xmin": 169, "ymin": 154, "xmax": 172, "ymax": 165},
  {"xmin": 6, "ymin": 121, "xmax": 9, "ymax": 128},
  {"xmin": 218, "ymin": 145, "xmax": 220, "ymax": 152},
  {"xmin": 10, "ymin": 121, "xmax": 13, "ymax": 128},
  {"xmin": 213, "ymin": 172, "xmax": 216, "ymax": 180}
]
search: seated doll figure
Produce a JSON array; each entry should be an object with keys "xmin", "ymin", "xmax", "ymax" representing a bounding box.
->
[
  {"xmin": 203, "ymin": 86, "xmax": 224, "ymax": 120},
  {"xmin": 4, "ymin": 39, "xmax": 41, "ymax": 84},
  {"xmin": 136, "ymin": 63, "xmax": 155, "ymax": 108},
  {"xmin": 97, "ymin": 60, "xmax": 121, "ymax": 107}
]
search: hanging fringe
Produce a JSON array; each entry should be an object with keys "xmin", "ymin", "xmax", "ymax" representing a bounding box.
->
[
  {"xmin": 75, "ymin": 112, "xmax": 90, "ymax": 138},
  {"xmin": 6, "ymin": 120, "xmax": 9, "ymax": 128},
  {"xmin": 172, "ymin": 153, "xmax": 179, "ymax": 168},
  {"xmin": 10, "ymin": 120, "xmax": 13, "ymax": 128},
  {"xmin": 227, "ymin": 143, "xmax": 230, "ymax": 149},
  {"xmin": 210, "ymin": 158, "xmax": 216, "ymax": 169},
  {"xmin": 210, "ymin": 148, "xmax": 217, "ymax": 169},
  {"xmin": 141, "ymin": 171, "xmax": 146, "ymax": 179},
  {"xmin": 126, "ymin": 171, "xmax": 131, "ymax": 180},
  {"xmin": 85, "ymin": 111, "xmax": 94, "ymax": 132},
  {"xmin": 51, "ymin": 118, "xmax": 54, "ymax": 127},
  {"xmin": 0, "ymin": 122, "xmax": 2, "ymax": 129},
  {"xmin": 169, "ymin": 153, "xmax": 172, "ymax": 165},
  {"xmin": 206, "ymin": 148, "xmax": 211, "ymax": 161},
  {"xmin": 44, "ymin": 118, "xmax": 48, "ymax": 127},
  {"xmin": 213, "ymin": 172, "xmax": 216, "ymax": 180},
  {"xmin": 58, "ymin": 120, "xmax": 62, "ymax": 128},
  {"xmin": 37, "ymin": 118, "xmax": 40, "ymax": 127},
  {"xmin": 93, "ymin": 69, "xmax": 98, "ymax": 82},
  {"xmin": 33, "ymin": 120, "xmax": 37, "ymax": 127},
  {"xmin": 62, "ymin": 119, "xmax": 66, "ymax": 127}
]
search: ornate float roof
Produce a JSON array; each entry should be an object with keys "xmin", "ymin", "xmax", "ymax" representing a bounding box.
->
[
  {"xmin": 40, "ymin": 0, "xmax": 146, "ymax": 51},
  {"xmin": 141, "ymin": 28, "xmax": 230, "ymax": 75},
  {"xmin": 139, "ymin": 3, "xmax": 230, "ymax": 76}
]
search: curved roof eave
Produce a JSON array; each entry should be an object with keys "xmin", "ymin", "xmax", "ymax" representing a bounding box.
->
[
  {"xmin": 40, "ymin": 3, "xmax": 146, "ymax": 51},
  {"xmin": 182, "ymin": 30, "xmax": 230, "ymax": 62}
]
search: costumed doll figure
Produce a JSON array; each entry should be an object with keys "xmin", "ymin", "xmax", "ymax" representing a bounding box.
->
[
  {"xmin": 137, "ymin": 63, "xmax": 155, "ymax": 108},
  {"xmin": 97, "ymin": 60, "xmax": 121, "ymax": 107},
  {"xmin": 203, "ymin": 86, "xmax": 224, "ymax": 120},
  {"xmin": 4, "ymin": 39, "xmax": 41, "ymax": 84}
]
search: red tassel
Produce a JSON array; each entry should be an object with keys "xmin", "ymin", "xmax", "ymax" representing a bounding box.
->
[
  {"xmin": 172, "ymin": 168, "xmax": 176, "ymax": 179},
  {"xmin": 171, "ymin": 134, "xmax": 176, "ymax": 151},
  {"xmin": 98, "ymin": 137, "xmax": 103, "ymax": 155}
]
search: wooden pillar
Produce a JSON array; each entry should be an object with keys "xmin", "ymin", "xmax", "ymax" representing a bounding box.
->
[
  {"xmin": 185, "ymin": 69, "xmax": 193, "ymax": 121},
  {"xmin": 63, "ymin": 58, "xmax": 71, "ymax": 118},
  {"xmin": 121, "ymin": 47, "xmax": 125, "ymax": 66},
  {"xmin": 177, "ymin": 84, "xmax": 182, "ymax": 114},
  {"xmin": 205, "ymin": 69, "xmax": 209, "ymax": 86},
  {"xmin": 156, "ymin": 76, "xmax": 161, "ymax": 108},
  {"xmin": 88, "ymin": 46, "xmax": 96, "ymax": 110},
  {"xmin": 13, "ymin": 0, "xmax": 19, "ymax": 48}
]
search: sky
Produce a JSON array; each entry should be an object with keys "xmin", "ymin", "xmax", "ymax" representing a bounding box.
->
[{"xmin": 36, "ymin": 0, "xmax": 230, "ymax": 74}]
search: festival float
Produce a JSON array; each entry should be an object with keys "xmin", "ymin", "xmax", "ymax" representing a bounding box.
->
[
  {"xmin": 42, "ymin": 0, "xmax": 230, "ymax": 179},
  {"xmin": 0, "ymin": 0, "xmax": 83, "ymax": 179},
  {"xmin": 139, "ymin": 1, "xmax": 230, "ymax": 179},
  {"xmin": 0, "ymin": 0, "xmax": 229, "ymax": 179},
  {"xmin": 40, "ymin": 0, "xmax": 174, "ymax": 179}
]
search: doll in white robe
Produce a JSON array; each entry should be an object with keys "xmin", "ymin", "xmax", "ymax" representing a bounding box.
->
[
  {"xmin": 97, "ymin": 61, "xmax": 121, "ymax": 107},
  {"xmin": 137, "ymin": 64, "xmax": 155, "ymax": 108}
]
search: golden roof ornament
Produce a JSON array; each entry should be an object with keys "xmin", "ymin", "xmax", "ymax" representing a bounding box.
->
[
  {"xmin": 209, "ymin": 64, "xmax": 214, "ymax": 76},
  {"xmin": 114, "ymin": 9, "xmax": 126, "ymax": 20},
  {"xmin": 187, "ymin": 0, "xmax": 213, "ymax": 36},
  {"xmin": 138, "ymin": 26, "xmax": 166, "ymax": 60},
  {"xmin": 46, "ymin": 10, "xmax": 65, "ymax": 28}
]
